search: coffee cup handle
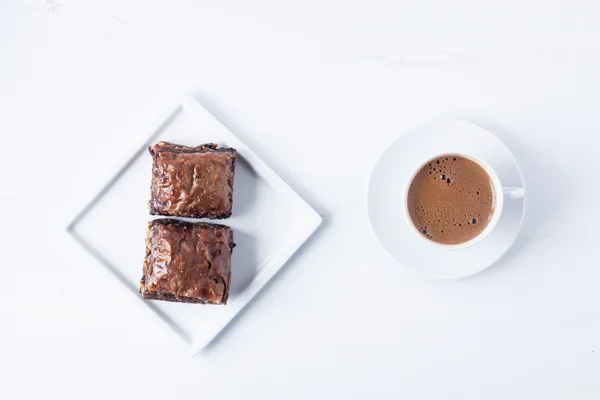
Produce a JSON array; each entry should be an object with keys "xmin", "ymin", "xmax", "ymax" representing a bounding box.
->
[{"xmin": 503, "ymin": 187, "xmax": 525, "ymax": 199}]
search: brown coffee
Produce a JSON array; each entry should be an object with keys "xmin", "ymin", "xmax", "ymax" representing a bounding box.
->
[{"xmin": 407, "ymin": 155, "xmax": 496, "ymax": 245}]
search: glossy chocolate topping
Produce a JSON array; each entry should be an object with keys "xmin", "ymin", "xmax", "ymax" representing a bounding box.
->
[
  {"xmin": 141, "ymin": 219, "xmax": 233, "ymax": 304},
  {"xmin": 149, "ymin": 142, "xmax": 236, "ymax": 219}
]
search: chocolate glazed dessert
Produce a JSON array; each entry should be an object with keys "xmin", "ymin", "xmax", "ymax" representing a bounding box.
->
[
  {"xmin": 149, "ymin": 142, "xmax": 237, "ymax": 219},
  {"xmin": 407, "ymin": 155, "xmax": 496, "ymax": 245},
  {"xmin": 140, "ymin": 219, "xmax": 234, "ymax": 305}
]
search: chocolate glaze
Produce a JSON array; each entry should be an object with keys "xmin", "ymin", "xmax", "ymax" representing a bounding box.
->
[
  {"xmin": 149, "ymin": 142, "xmax": 236, "ymax": 219},
  {"xmin": 140, "ymin": 219, "xmax": 234, "ymax": 305}
]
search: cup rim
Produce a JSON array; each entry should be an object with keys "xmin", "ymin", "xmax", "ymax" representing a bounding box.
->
[{"xmin": 404, "ymin": 153, "xmax": 504, "ymax": 250}]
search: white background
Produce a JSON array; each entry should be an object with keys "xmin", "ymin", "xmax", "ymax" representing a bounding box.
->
[{"xmin": 1, "ymin": 0, "xmax": 599, "ymax": 398}]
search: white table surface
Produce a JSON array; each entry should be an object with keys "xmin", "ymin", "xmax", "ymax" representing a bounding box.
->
[{"xmin": 1, "ymin": 0, "xmax": 599, "ymax": 398}]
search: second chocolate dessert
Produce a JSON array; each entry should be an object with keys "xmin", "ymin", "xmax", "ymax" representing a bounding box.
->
[{"xmin": 141, "ymin": 219, "xmax": 234, "ymax": 305}]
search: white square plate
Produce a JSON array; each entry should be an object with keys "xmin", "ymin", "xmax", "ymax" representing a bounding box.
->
[{"xmin": 66, "ymin": 94, "xmax": 322, "ymax": 357}]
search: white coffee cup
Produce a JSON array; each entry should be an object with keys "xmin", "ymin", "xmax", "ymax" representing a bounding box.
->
[{"xmin": 404, "ymin": 154, "xmax": 524, "ymax": 250}]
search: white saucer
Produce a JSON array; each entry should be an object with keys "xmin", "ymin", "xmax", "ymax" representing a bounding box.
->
[{"xmin": 367, "ymin": 121, "xmax": 525, "ymax": 279}]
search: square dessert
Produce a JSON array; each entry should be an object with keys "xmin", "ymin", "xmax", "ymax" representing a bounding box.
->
[
  {"xmin": 149, "ymin": 141, "xmax": 236, "ymax": 219},
  {"xmin": 140, "ymin": 219, "xmax": 234, "ymax": 305}
]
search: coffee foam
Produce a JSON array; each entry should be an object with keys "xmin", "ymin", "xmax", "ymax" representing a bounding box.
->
[{"xmin": 407, "ymin": 155, "xmax": 495, "ymax": 245}]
